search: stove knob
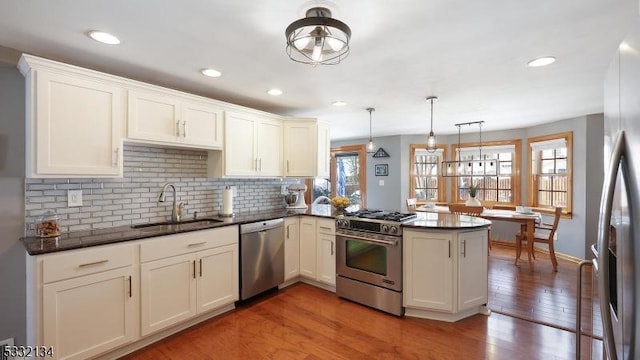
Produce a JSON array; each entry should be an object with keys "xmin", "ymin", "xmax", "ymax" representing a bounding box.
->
[
  {"xmin": 381, "ymin": 224, "xmax": 390, "ymax": 233},
  {"xmin": 390, "ymin": 226, "xmax": 398, "ymax": 234},
  {"xmin": 339, "ymin": 219, "xmax": 349, "ymax": 228}
]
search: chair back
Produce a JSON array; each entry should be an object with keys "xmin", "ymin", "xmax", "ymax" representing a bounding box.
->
[
  {"xmin": 547, "ymin": 207, "xmax": 562, "ymax": 239},
  {"xmin": 448, "ymin": 204, "xmax": 483, "ymax": 216},
  {"xmin": 406, "ymin": 198, "xmax": 417, "ymax": 213}
]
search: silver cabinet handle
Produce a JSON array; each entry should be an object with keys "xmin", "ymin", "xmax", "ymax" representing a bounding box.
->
[
  {"xmin": 188, "ymin": 242, "xmax": 206, "ymax": 247},
  {"xmin": 193, "ymin": 260, "xmax": 196, "ymax": 279},
  {"xmin": 259, "ymin": 158, "xmax": 262, "ymax": 171},
  {"xmin": 448, "ymin": 240, "xmax": 451, "ymax": 258},
  {"xmin": 255, "ymin": 158, "xmax": 258, "ymax": 171},
  {"xmin": 199, "ymin": 258, "xmax": 202, "ymax": 277},
  {"xmin": 176, "ymin": 120, "xmax": 181, "ymax": 137},
  {"xmin": 462, "ymin": 240, "xmax": 466, "ymax": 258},
  {"xmin": 78, "ymin": 259, "xmax": 109, "ymax": 268},
  {"xmin": 182, "ymin": 121, "xmax": 187, "ymax": 138},
  {"xmin": 286, "ymin": 225, "xmax": 289, "ymax": 239},
  {"xmin": 331, "ymin": 242, "xmax": 334, "ymax": 256},
  {"xmin": 128, "ymin": 275, "xmax": 132, "ymax": 298},
  {"xmin": 287, "ymin": 160, "xmax": 290, "ymax": 174},
  {"xmin": 113, "ymin": 147, "xmax": 119, "ymax": 166},
  {"xmin": 597, "ymin": 130, "xmax": 626, "ymax": 360}
]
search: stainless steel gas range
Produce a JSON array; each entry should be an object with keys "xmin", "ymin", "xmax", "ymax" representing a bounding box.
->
[{"xmin": 335, "ymin": 209, "xmax": 417, "ymax": 316}]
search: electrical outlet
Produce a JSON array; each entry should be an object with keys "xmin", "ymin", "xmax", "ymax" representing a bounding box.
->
[
  {"xmin": 67, "ymin": 190, "xmax": 82, "ymax": 207},
  {"xmin": 379, "ymin": 180, "xmax": 385, "ymax": 186}
]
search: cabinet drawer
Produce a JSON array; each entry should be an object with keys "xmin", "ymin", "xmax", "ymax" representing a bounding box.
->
[
  {"xmin": 317, "ymin": 219, "xmax": 335, "ymax": 235},
  {"xmin": 140, "ymin": 225, "xmax": 238, "ymax": 263},
  {"xmin": 42, "ymin": 243, "xmax": 134, "ymax": 284}
]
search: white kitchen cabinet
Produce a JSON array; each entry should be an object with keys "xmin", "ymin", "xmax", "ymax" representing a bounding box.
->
[
  {"xmin": 316, "ymin": 219, "xmax": 336, "ymax": 286},
  {"xmin": 18, "ymin": 54, "xmax": 125, "ymax": 178},
  {"xmin": 128, "ymin": 89, "xmax": 223, "ymax": 149},
  {"xmin": 299, "ymin": 217, "xmax": 317, "ymax": 279},
  {"xmin": 403, "ymin": 228, "xmax": 488, "ymax": 321},
  {"xmin": 39, "ymin": 244, "xmax": 137, "ymax": 360},
  {"xmin": 284, "ymin": 217, "xmax": 300, "ymax": 281},
  {"xmin": 140, "ymin": 226, "xmax": 238, "ymax": 336},
  {"xmin": 211, "ymin": 110, "xmax": 283, "ymax": 177},
  {"xmin": 283, "ymin": 119, "xmax": 331, "ymax": 178}
]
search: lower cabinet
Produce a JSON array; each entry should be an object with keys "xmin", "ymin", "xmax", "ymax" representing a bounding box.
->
[
  {"xmin": 284, "ymin": 217, "xmax": 300, "ymax": 281},
  {"xmin": 403, "ymin": 228, "xmax": 488, "ymax": 321},
  {"xmin": 299, "ymin": 217, "xmax": 317, "ymax": 278},
  {"xmin": 297, "ymin": 216, "xmax": 336, "ymax": 287},
  {"xmin": 140, "ymin": 227, "xmax": 238, "ymax": 336}
]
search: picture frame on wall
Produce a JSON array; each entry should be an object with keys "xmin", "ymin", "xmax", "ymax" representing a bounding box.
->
[{"xmin": 375, "ymin": 164, "xmax": 389, "ymax": 176}]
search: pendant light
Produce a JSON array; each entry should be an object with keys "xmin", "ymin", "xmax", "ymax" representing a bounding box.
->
[
  {"xmin": 440, "ymin": 121, "xmax": 500, "ymax": 177},
  {"xmin": 426, "ymin": 96, "xmax": 438, "ymax": 152},
  {"xmin": 366, "ymin": 108, "xmax": 376, "ymax": 154}
]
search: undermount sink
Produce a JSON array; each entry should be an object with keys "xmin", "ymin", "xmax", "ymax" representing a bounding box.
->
[{"xmin": 131, "ymin": 218, "xmax": 224, "ymax": 232}]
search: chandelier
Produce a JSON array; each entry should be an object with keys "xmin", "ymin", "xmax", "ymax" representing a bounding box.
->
[
  {"xmin": 285, "ymin": 7, "xmax": 351, "ymax": 65},
  {"xmin": 441, "ymin": 121, "xmax": 500, "ymax": 177}
]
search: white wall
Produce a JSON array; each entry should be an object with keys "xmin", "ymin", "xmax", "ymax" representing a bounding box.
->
[{"xmin": 0, "ymin": 66, "xmax": 26, "ymax": 345}]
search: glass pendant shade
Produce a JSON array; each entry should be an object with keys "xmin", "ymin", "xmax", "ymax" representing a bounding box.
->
[
  {"xmin": 366, "ymin": 107, "xmax": 376, "ymax": 154},
  {"xmin": 285, "ymin": 7, "xmax": 351, "ymax": 65},
  {"xmin": 426, "ymin": 96, "xmax": 438, "ymax": 152}
]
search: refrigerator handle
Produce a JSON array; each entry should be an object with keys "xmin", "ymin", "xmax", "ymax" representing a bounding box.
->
[{"xmin": 597, "ymin": 130, "xmax": 626, "ymax": 360}]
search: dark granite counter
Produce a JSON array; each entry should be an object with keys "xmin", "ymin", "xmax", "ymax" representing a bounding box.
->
[
  {"xmin": 403, "ymin": 212, "xmax": 492, "ymax": 230},
  {"xmin": 21, "ymin": 204, "xmax": 338, "ymax": 255}
]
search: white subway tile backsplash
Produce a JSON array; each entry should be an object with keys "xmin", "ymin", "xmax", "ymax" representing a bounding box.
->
[{"xmin": 24, "ymin": 144, "xmax": 297, "ymax": 235}]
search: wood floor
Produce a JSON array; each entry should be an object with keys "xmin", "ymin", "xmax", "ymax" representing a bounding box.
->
[{"xmin": 122, "ymin": 244, "xmax": 603, "ymax": 360}]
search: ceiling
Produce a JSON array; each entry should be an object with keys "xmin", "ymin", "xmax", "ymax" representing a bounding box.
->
[{"xmin": 0, "ymin": 0, "xmax": 635, "ymax": 140}]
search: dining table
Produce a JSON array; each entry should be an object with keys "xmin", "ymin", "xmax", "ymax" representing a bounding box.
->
[{"xmin": 416, "ymin": 205, "xmax": 542, "ymax": 266}]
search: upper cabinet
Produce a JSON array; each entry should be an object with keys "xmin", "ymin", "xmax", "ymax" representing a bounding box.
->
[
  {"xmin": 128, "ymin": 89, "xmax": 223, "ymax": 149},
  {"xmin": 209, "ymin": 111, "xmax": 283, "ymax": 177},
  {"xmin": 283, "ymin": 119, "xmax": 330, "ymax": 178},
  {"xmin": 18, "ymin": 54, "xmax": 126, "ymax": 178}
]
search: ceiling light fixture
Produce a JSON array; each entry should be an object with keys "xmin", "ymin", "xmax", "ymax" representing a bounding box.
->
[
  {"xmin": 331, "ymin": 101, "xmax": 348, "ymax": 107},
  {"xmin": 285, "ymin": 7, "xmax": 351, "ymax": 65},
  {"xmin": 88, "ymin": 31, "xmax": 120, "ymax": 45},
  {"xmin": 366, "ymin": 107, "xmax": 376, "ymax": 154},
  {"xmin": 200, "ymin": 68, "xmax": 222, "ymax": 77},
  {"xmin": 267, "ymin": 88, "xmax": 283, "ymax": 96},
  {"xmin": 441, "ymin": 121, "xmax": 500, "ymax": 177},
  {"xmin": 425, "ymin": 96, "xmax": 438, "ymax": 152},
  {"xmin": 527, "ymin": 56, "xmax": 556, "ymax": 67}
]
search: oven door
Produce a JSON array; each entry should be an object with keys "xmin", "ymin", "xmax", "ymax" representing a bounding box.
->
[{"xmin": 336, "ymin": 232, "xmax": 402, "ymax": 291}]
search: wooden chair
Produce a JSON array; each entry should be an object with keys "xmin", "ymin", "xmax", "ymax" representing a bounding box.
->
[
  {"xmin": 449, "ymin": 204, "xmax": 490, "ymax": 250},
  {"xmin": 406, "ymin": 198, "xmax": 417, "ymax": 213},
  {"xmin": 515, "ymin": 207, "xmax": 562, "ymax": 271}
]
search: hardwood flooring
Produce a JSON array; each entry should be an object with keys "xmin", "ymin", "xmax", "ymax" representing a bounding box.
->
[{"xmin": 122, "ymin": 244, "xmax": 603, "ymax": 360}]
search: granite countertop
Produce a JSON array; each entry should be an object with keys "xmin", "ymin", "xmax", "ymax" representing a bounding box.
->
[
  {"xmin": 403, "ymin": 212, "xmax": 492, "ymax": 230},
  {"xmin": 21, "ymin": 204, "xmax": 337, "ymax": 255}
]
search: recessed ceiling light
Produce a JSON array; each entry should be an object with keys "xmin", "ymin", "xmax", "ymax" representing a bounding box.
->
[
  {"xmin": 88, "ymin": 31, "xmax": 120, "ymax": 45},
  {"xmin": 201, "ymin": 68, "xmax": 222, "ymax": 77},
  {"xmin": 267, "ymin": 88, "xmax": 283, "ymax": 96},
  {"xmin": 527, "ymin": 56, "xmax": 556, "ymax": 67},
  {"xmin": 331, "ymin": 101, "xmax": 348, "ymax": 107}
]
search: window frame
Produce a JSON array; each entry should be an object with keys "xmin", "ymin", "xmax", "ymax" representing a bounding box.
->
[
  {"xmin": 449, "ymin": 139, "xmax": 522, "ymax": 207},
  {"xmin": 527, "ymin": 132, "xmax": 573, "ymax": 218},
  {"xmin": 409, "ymin": 144, "xmax": 447, "ymax": 204}
]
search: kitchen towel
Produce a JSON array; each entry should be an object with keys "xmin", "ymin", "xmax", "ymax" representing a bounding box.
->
[{"xmin": 222, "ymin": 186, "xmax": 234, "ymax": 216}]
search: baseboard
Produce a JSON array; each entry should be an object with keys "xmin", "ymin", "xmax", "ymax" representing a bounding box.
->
[{"xmin": 490, "ymin": 239, "xmax": 584, "ymax": 264}]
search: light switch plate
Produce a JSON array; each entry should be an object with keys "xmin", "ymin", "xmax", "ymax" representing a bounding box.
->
[
  {"xmin": 67, "ymin": 190, "xmax": 82, "ymax": 207},
  {"xmin": 379, "ymin": 180, "xmax": 385, "ymax": 186}
]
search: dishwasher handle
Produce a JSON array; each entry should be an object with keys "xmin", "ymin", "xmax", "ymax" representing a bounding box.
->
[{"xmin": 240, "ymin": 218, "xmax": 284, "ymax": 234}]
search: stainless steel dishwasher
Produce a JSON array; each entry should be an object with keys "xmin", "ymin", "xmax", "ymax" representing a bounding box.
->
[{"xmin": 239, "ymin": 218, "xmax": 285, "ymax": 300}]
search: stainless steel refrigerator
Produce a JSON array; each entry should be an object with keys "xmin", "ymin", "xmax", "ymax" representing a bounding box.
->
[{"xmin": 598, "ymin": 15, "xmax": 640, "ymax": 360}]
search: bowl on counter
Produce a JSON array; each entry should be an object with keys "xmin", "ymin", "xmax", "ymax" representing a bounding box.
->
[{"xmin": 284, "ymin": 193, "xmax": 298, "ymax": 206}]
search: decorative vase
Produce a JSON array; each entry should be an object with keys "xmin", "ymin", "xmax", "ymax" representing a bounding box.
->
[{"xmin": 465, "ymin": 196, "xmax": 482, "ymax": 206}]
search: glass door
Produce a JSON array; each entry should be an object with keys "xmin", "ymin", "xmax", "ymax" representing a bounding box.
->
[{"xmin": 307, "ymin": 145, "xmax": 367, "ymax": 207}]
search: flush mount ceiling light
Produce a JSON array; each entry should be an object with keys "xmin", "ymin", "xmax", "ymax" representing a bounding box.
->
[
  {"xmin": 88, "ymin": 31, "xmax": 120, "ymax": 45},
  {"xmin": 331, "ymin": 101, "xmax": 348, "ymax": 107},
  {"xmin": 200, "ymin": 68, "xmax": 222, "ymax": 77},
  {"xmin": 267, "ymin": 88, "xmax": 283, "ymax": 96},
  {"xmin": 285, "ymin": 6, "xmax": 351, "ymax": 65},
  {"xmin": 366, "ymin": 108, "xmax": 376, "ymax": 154},
  {"xmin": 425, "ymin": 96, "xmax": 438, "ymax": 152},
  {"xmin": 527, "ymin": 56, "xmax": 556, "ymax": 67}
]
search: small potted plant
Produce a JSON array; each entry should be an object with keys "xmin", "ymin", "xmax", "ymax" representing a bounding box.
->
[{"xmin": 466, "ymin": 184, "xmax": 482, "ymax": 206}]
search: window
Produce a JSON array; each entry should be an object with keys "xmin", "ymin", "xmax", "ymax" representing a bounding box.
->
[
  {"xmin": 410, "ymin": 144, "xmax": 446, "ymax": 203},
  {"xmin": 451, "ymin": 140, "xmax": 521, "ymax": 206},
  {"xmin": 528, "ymin": 132, "xmax": 572, "ymax": 216},
  {"xmin": 306, "ymin": 145, "xmax": 367, "ymax": 207}
]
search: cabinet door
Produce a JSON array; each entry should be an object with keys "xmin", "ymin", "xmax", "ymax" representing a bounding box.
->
[
  {"xmin": 34, "ymin": 71, "xmax": 123, "ymax": 177},
  {"xmin": 42, "ymin": 267, "xmax": 137, "ymax": 360},
  {"xmin": 224, "ymin": 111, "xmax": 257, "ymax": 176},
  {"xmin": 182, "ymin": 100, "xmax": 224, "ymax": 149},
  {"xmin": 284, "ymin": 218, "xmax": 300, "ymax": 281},
  {"xmin": 403, "ymin": 230, "xmax": 454, "ymax": 312},
  {"xmin": 283, "ymin": 121, "xmax": 317, "ymax": 177},
  {"xmin": 316, "ymin": 233, "xmax": 336, "ymax": 286},
  {"xmin": 256, "ymin": 118, "xmax": 283, "ymax": 176},
  {"xmin": 128, "ymin": 90, "xmax": 180, "ymax": 143},
  {"xmin": 140, "ymin": 253, "xmax": 197, "ymax": 336},
  {"xmin": 196, "ymin": 244, "xmax": 239, "ymax": 313},
  {"xmin": 316, "ymin": 122, "xmax": 331, "ymax": 178},
  {"xmin": 457, "ymin": 230, "xmax": 488, "ymax": 311},
  {"xmin": 299, "ymin": 217, "xmax": 317, "ymax": 278}
]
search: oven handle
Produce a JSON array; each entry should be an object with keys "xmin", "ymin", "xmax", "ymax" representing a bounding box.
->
[{"xmin": 337, "ymin": 234, "xmax": 398, "ymax": 247}]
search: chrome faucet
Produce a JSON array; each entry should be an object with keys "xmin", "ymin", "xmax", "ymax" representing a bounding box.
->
[{"xmin": 159, "ymin": 183, "xmax": 182, "ymax": 222}]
